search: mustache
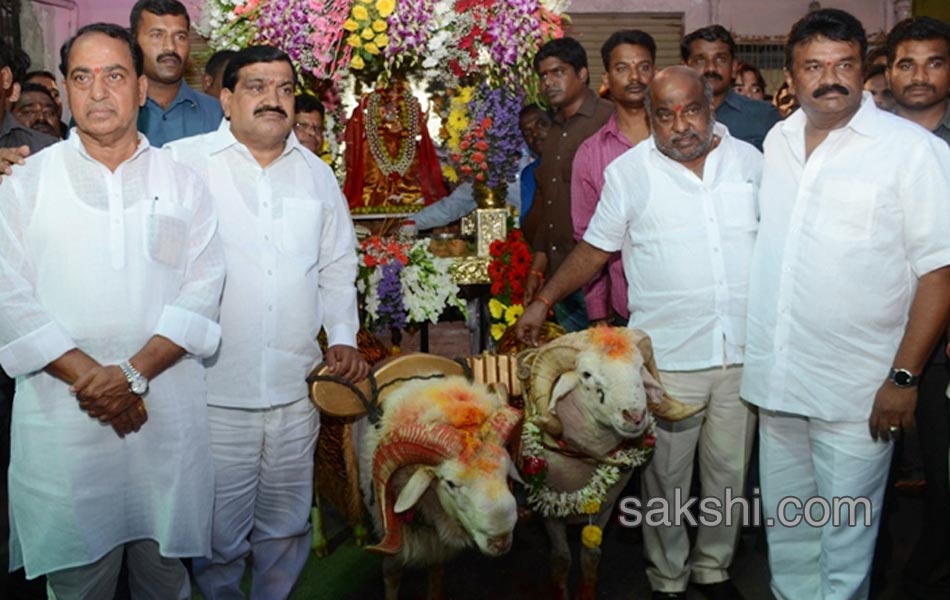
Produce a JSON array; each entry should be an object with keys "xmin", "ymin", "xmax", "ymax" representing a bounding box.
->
[
  {"xmin": 156, "ymin": 52, "xmax": 181, "ymax": 65},
  {"xmin": 254, "ymin": 105, "xmax": 288, "ymax": 118},
  {"xmin": 904, "ymin": 83, "xmax": 936, "ymax": 94},
  {"xmin": 624, "ymin": 84, "xmax": 646, "ymax": 93},
  {"xmin": 669, "ymin": 131, "xmax": 700, "ymax": 145},
  {"xmin": 703, "ymin": 71, "xmax": 723, "ymax": 82},
  {"xmin": 813, "ymin": 84, "xmax": 850, "ymax": 98}
]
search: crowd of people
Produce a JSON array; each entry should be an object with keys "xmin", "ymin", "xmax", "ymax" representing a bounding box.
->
[{"xmin": 0, "ymin": 1, "xmax": 946, "ymax": 600}]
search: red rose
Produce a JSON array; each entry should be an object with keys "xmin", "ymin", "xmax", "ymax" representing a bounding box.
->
[
  {"xmin": 471, "ymin": 151, "xmax": 486, "ymax": 163},
  {"xmin": 460, "ymin": 140, "xmax": 470, "ymax": 151},
  {"xmin": 475, "ymin": 173, "xmax": 485, "ymax": 182},
  {"xmin": 522, "ymin": 456, "xmax": 547, "ymax": 477},
  {"xmin": 643, "ymin": 434, "xmax": 656, "ymax": 448},
  {"xmin": 474, "ymin": 140, "xmax": 489, "ymax": 151}
]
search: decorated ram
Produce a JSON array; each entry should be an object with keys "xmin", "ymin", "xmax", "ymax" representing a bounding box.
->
[
  {"xmin": 518, "ymin": 327, "xmax": 701, "ymax": 600},
  {"xmin": 357, "ymin": 374, "xmax": 522, "ymax": 600}
]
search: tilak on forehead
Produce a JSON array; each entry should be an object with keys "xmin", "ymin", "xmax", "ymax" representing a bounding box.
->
[{"xmin": 94, "ymin": 67, "xmax": 101, "ymax": 74}]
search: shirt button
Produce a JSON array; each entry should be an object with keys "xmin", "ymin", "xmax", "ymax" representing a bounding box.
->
[
  {"xmin": 264, "ymin": 235, "xmax": 270, "ymax": 241},
  {"xmin": 551, "ymin": 245, "xmax": 558, "ymax": 251},
  {"xmin": 548, "ymin": 223, "xmax": 553, "ymax": 228},
  {"xmin": 268, "ymin": 305, "xmax": 274, "ymax": 312},
  {"xmin": 556, "ymin": 156, "xmax": 561, "ymax": 160},
  {"xmin": 267, "ymin": 269, "xmax": 273, "ymax": 275},
  {"xmin": 562, "ymin": 132, "xmax": 567, "ymax": 137},
  {"xmin": 551, "ymin": 178, "xmax": 556, "ymax": 182},
  {"xmin": 162, "ymin": 115, "xmax": 167, "ymax": 121},
  {"xmin": 263, "ymin": 201, "xmax": 269, "ymax": 208},
  {"xmin": 713, "ymin": 247, "xmax": 720, "ymax": 253}
]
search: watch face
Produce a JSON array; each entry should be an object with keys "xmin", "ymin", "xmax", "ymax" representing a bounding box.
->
[
  {"xmin": 894, "ymin": 371, "xmax": 912, "ymax": 386},
  {"xmin": 131, "ymin": 378, "xmax": 148, "ymax": 395}
]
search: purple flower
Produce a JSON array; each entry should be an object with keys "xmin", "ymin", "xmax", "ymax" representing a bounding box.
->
[
  {"xmin": 376, "ymin": 261, "xmax": 406, "ymax": 331},
  {"xmin": 470, "ymin": 83, "xmax": 525, "ymax": 188}
]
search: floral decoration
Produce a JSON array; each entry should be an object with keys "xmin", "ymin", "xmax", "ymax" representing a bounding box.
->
[
  {"xmin": 448, "ymin": 82, "xmax": 524, "ymax": 188},
  {"xmin": 487, "ymin": 228, "xmax": 531, "ymax": 341},
  {"xmin": 519, "ymin": 420, "xmax": 656, "ymax": 519},
  {"xmin": 357, "ymin": 236, "xmax": 467, "ymax": 331}
]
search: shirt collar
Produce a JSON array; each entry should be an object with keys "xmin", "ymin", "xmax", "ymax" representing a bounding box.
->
[
  {"xmin": 555, "ymin": 89, "xmax": 599, "ymax": 124},
  {"xmin": 206, "ymin": 116, "xmax": 300, "ymax": 163},
  {"xmin": 68, "ymin": 129, "xmax": 152, "ymax": 166},
  {"xmin": 781, "ymin": 91, "xmax": 881, "ymax": 139},
  {"xmin": 148, "ymin": 81, "xmax": 201, "ymax": 111}
]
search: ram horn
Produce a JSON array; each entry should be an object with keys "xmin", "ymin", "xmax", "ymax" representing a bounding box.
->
[
  {"xmin": 628, "ymin": 328, "xmax": 704, "ymax": 422},
  {"xmin": 481, "ymin": 405, "xmax": 523, "ymax": 446},
  {"xmin": 368, "ymin": 423, "xmax": 466, "ymax": 555},
  {"xmin": 518, "ymin": 333, "xmax": 588, "ymax": 436}
]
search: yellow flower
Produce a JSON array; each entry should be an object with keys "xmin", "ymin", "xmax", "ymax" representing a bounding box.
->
[
  {"xmin": 490, "ymin": 323, "xmax": 507, "ymax": 341},
  {"xmin": 582, "ymin": 499, "xmax": 601, "ymax": 515},
  {"xmin": 458, "ymin": 86, "xmax": 474, "ymax": 103},
  {"xmin": 372, "ymin": 19, "xmax": 387, "ymax": 32},
  {"xmin": 442, "ymin": 164, "xmax": 458, "ymax": 183},
  {"xmin": 361, "ymin": 27, "xmax": 375, "ymax": 40},
  {"xmin": 489, "ymin": 298, "xmax": 506, "ymax": 319},
  {"xmin": 447, "ymin": 109, "xmax": 468, "ymax": 132},
  {"xmin": 374, "ymin": 33, "xmax": 389, "ymax": 47},
  {"xmin": 581, "ymin": 525, "xmax": 603, "ymax": 549},
  {"xmin": 346, "ymin": 34, "xmax": 363, "ymax": 48},
  {"xmin": 377, "ymin": 0, "xmax": 395, "ymax": 18},
  {"xmin": 364, "ymin": 42, "xmax": 380, "ymax": 55},
  {"xmin": 343, "ymin": 19, "xmax": 359, "ymax": 32},
  {"xmin": 352, "ymin": 5, "xmax": 369, "ymax": 21},
  {"xmin": 504, "ymin": 304, "xmax": 524, "ymax": 326},
  {"xmin": 320, "ymin": 153, "xmax": 333, "ymax": 166},
  {"xmin": 350, "ymin": 54, "xmax": 366, "ymax": 70}
]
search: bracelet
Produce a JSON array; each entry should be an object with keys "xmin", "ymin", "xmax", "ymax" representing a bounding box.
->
[
  {"xmin": 534, "ymin": 294, "xmax": 554, "ymax": 314},
  {"xmin": 530, "ymin": 269, "xmax": 545, "ymax": 282}
]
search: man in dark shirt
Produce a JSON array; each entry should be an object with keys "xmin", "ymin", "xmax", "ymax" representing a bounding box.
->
[
  {"xmin": 202, "ymin": 49, "xmax": 237, "ymax": 102},
  {"xmin": 131, "ymin": 0, "xmax": 223, "ymax": 146},
  {"xmin": 886, "ymin": 17, "xmax": 950, "ymax": 599},
  {"xmin": 12, "ymin": 83, "xmax": 62, "ymax": 139},
  {"xmin": 682, "ymin": 25, "xmax": 780, "ymax": 151},
  {"xmin": 525, "ymin": 37, "xmax": 613, "ymax": 331}
]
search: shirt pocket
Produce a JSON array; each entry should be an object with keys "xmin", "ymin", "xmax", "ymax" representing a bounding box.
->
[
  {"xmin": 280, "ymin": 197, "xmax": 321, "ymax": 261},
  {"xmin": 815, "ymin": 180, "xmax": 876, "ymax": 242},
  {"xmin": 143, "ymin": 200, "xmax": 190, "ymax": 268},
  {"xmin": 718, "ymin": 182, "xmax": 758, "ymax": 231}
]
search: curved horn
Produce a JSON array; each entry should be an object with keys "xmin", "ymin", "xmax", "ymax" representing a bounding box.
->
[
  {"xmin": 368, "ymin": 423, "xmax": 466, "ymax": 555},
  {"xmin": 628, "ymin": 328, "xmax": 704, "ymax": 422},
  {"xmin": 519, "ymin": 332, "xmax": 588, "ymax": 436},
  {"xmin": 481, "ymin": 405, "xmax": 523, "ymax": 446}
]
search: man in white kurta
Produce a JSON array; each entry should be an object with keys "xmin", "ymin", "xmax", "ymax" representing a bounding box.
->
[
  {"xmin": 0, "ymin": 24, "xmax": 225, "ymax": 598},
  {"xmin": 165, "ymin": 45, "xmax": 368, "ymax": 599},
  {"xmin": 514, "ymin": 67, "xmax": 762, "ymax": 599},
  {"xmin": 741, "ymin": 9, "xmax": 950, "ymax": 600}
]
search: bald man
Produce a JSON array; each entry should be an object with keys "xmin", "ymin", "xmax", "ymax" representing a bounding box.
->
[{"xmin": 515, "ymin": 67, "xmax": 762, "ymax": 600}]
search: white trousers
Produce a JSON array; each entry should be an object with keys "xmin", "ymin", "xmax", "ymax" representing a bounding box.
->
[
  {"xmin": 46, "ymin": 539, "xmax": 189, "ymax": 600},
  {"xmin": 758, "ymin": 409, "xmax": 893, "ymax": 600},
  {"xmin": 193, "ymin": 398, "xmax": 319, "ymax": 600},
  {"xmin": 642, "ymin": 366, "xmax": 755, "ymax": 592}
]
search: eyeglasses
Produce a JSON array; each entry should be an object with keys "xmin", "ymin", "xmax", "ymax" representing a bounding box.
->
[{"xmin": 294, "ymin": 122, "xmax": 321, "ymax": 135}]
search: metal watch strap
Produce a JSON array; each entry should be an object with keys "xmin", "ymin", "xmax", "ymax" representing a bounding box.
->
[
  {"xmin": 888, "ymin": 367, "xmax": 918, "ymax": 388},
  {"xmin": 119, "ymin": 361, "xmax": 147, "ymax": 394}
]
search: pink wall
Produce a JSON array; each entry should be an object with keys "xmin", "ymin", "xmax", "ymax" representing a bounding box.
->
[{"xmin": 74, "ymin": 0, "xmax": 205, "ymax": 27}]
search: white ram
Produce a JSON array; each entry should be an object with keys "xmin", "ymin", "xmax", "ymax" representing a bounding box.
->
[
  {"xmin": 518, "ymin": 327, "xmax": 701, "ymax": 600},
  {"xmin": 358, "ymin": 375, "xmax": 522, "ymax": 600}
]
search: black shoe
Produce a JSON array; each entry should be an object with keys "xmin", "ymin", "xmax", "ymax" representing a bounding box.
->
[
  {"xmin": 692, "ymin": 579, "xmax": 745, "ymax": 600},
  {"xmin": 652, "ymin": 592, "xmax": 687, "ymax": 600}
]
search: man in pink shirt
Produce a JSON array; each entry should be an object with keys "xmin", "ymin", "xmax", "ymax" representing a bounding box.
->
[{"xmin": 571, "ymin": 30, "xmax": 656, "ymax": 325}]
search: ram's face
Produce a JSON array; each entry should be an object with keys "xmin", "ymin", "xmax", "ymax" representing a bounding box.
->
[
  {"xmin": 553, "ymin": 352, "xmax": 657, "ymax": 438},
  {"xmin": 434, "ymin": 446, "xmax": 517, "ymax": 557}
]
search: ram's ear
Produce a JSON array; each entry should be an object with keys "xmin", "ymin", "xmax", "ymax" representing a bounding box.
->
[
  {"xmin": 549, "ymin": 372, "xmax": 579, "ymax": 415},
  {"xmin": 507, "ymin": 459, "xmax": 525, "ymax": 485},
  {"xmin": 639, "ymin": 366, "xmax": 665, "ymax": 408},
  {"xmin": 394, "ymin": 468, "xmax": 435, "ymax": 513}
]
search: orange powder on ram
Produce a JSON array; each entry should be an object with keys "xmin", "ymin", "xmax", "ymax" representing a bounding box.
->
[{"xmin": 589, "ymin": 328, "xmax": 635, "ymax": 360}]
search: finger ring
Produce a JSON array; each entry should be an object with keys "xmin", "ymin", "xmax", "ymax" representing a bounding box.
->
[{"xmin": 888, "ymin": 425, "xmax": 899, "ymax": 433}]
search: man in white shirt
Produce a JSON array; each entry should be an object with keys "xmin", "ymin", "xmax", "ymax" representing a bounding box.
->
[
  {"xmin": 741, "ymin": 9, "xmax": 950, "ymax": 600},
  {"xmin": 515, "ymin": 66, "xmax": 762, "ymax": 600},
  {"xmin": 165, "ymin": 45, "xmax": 369, "ymax": 599},
  {"xmin": 0, "ymin": 23, "xmax": 225, "ymax": 598}
]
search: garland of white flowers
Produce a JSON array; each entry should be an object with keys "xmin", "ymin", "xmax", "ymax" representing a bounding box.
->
[
  {"xmin": 365, "ymin": 89, "xmax": 420, "ymax": 177},
  {"xmin": 520, "ymin": 420, "xmax": 655, "ymax": 519}
]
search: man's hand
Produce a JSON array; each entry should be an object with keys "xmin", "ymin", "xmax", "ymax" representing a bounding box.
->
[
  {"xmin": 108, "ymin": 398, "xmax": 149, "ymax": 438},
  {"xmin": 513, "ymin": 300, "xmax": 549, "ymax": 347},
  {"xmin": 524, "ymin": 272, "xmax": 542, "ymax": 306},
  {"xmin": 0, "ymin": 145, "xmax": 29, "ymax": 181},
  {"xmin": 326, "ymin": 345, "xmax": 370, "ymax": 383},
  {"xmin": 72, "ymin": 365, "xmax": 140, "ymax": 421},
  {"xmin": 868, "ymin": 381, "xmax": 916, "ymax": 442}
]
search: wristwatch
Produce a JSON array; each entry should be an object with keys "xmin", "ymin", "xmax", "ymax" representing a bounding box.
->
[
  {"xmin": 119, "ymin": 361, "xmax": 149, "ymax": 395},
  {"xmin": 887, "ymin": 367, "xmax": 919, "ymax": 389}
]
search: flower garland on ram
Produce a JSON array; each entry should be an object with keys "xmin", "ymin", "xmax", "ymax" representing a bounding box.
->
[{"xmin": 520, "ymin": 420, "xmax": 656, "ymax": 547}]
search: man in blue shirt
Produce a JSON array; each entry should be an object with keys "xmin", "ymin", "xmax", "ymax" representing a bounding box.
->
[
  {"xmin": 682, "ymin": 25, "xmax": 780, "ymax": 151},
  {"xmin": 131, "ymin": 0, "xmax": 222, "ymax": 146}
]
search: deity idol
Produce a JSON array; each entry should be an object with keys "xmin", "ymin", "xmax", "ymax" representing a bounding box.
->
[{"xmin": 343, "ymin": 79, "xmax": 447, "ymax": 211}]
